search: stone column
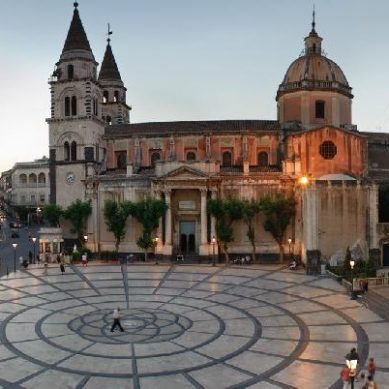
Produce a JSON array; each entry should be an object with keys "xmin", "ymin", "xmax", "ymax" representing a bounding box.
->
[
  {"xmin": 301, "ymin": 183, "xmax": 319, "ymax": 263},
  {"xmin": 200, "ymin": 189, "xmax": 207, "ymax": 245},
  {"xmin": 199, "ymin": 188, "xmax": 208, "ymax": 256},
  {"xmin": 211, "ymin": 190, "xmax": 217, "ymax": 237},
  {"xmin": 163, "ymin": 189, "xmax": 173, "ymax": 255}
]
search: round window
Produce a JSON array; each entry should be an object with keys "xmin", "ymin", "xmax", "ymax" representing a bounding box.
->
[{"xmin": 319, "ymin": 141, "xmax": 337, "ymax": 160}]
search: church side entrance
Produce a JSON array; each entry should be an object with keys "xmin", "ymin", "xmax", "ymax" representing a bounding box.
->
[{"xmin": 180, "ymin": 221, "xmax": 196, "ymax": 254}]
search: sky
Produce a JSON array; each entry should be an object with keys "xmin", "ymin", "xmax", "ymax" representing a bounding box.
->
[{"xmin": 1, "ymin": 0, "xmax": 389, "ymax": 172}]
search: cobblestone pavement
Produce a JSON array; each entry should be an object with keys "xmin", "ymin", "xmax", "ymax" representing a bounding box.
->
[{"xmin": 0, "ymin": 264, "xmax": 388, "ymax": 389}]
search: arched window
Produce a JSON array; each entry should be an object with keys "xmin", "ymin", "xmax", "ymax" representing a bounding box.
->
[
  {"xmin": 71, "ymin": 141, "xmax": 77, "ymax": 161},
  {"xmin": 117, "ymin": 152, "xmax": 127, "ymax": 169},
  {"xmin": 29, "ymin": 173, "xmax": 37, "ymax": 184},
  {"xmin": 150, "ymin": 152, "xmax": 161, "ymax": 168},
  {"xmin": 103, "ymin": 91, "xmax": 109, "ymax": 103},
  {"xmin": 71, "ymin": 96, "xmax": 77, "ymax": 116},
  {"xmin": 114, "ymin": 91, "xmax": 119, "ymax": 102},
  {"xmin": 222, "ymin": 151, "xmax": 232, "ymax": 167},
  {"xmin": 64, "ymin": 97, "xmax": 70, "ymax": 116},
  {"xmin": 19, "ymin": 174, "xmax": 27, "ymax": 184},
  {"xmin": 38, "ymin": 173, "xmax": 46, "ymax": 184},
  {"xmin": 186, "ymin": 151, "xmax": 196, "ymax": 161},
  {"xmin": 67, "ymin": 64, "xmax": 74, "ymax": 79},
  {"xmin": 64, "ymin": 141, "xmax": 70, "ymax": 161},
  {"xmin": 258, "ymin": 151, "xmax": 269, "ymax": 167},
  {"xmin": 315, "ymin": 100, "xmax": 325, "ymax": 119}
]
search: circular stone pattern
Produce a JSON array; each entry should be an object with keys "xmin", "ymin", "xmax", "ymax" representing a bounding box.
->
[
  {"xmin": 68, "ymin": 308, "xmax": 192, "ymax": 344},
  {"xmin": 0, "ymin": 264, "xmax": 377, "ymax": 389}
]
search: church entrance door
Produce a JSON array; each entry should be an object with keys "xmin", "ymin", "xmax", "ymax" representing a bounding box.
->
[
  {"xmin": 180, "ymin": 221, "xmax": 196, "ymax": 254},
  {"xmin": 383, "ymin": 243, "xmax": 389, "ymax": 267}
]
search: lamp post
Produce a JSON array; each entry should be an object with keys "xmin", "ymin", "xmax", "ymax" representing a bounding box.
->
[
  {"xmin": 346, "ymin": 353, "xmax": 358, "ymax": 389},
  {"xmin": 32, "ymin": 237, "xmax": 37, "ymax": 264},
  {"xmin": 84, "ymin": 234, "xmax": 88, "ymax": 246},
  {"xmin": 153, "ymin": 237, "xmax": 159, "ymax": 264},
  {"xmin": 211, "ymin": 236, "xmax": 216, "ymax": 266},
  {"xmin": 288, "ymin": 237, "xmax": 292, "ymax": 260},
  {"xmin": 350, "ymin": 259, "xmax": 356, "ymax": 300},
  {"xmin": 12, "ymin": 242, "xmax": 17, "ymax": 273}
]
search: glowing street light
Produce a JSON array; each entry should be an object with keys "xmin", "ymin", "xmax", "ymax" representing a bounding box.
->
[
  {"xmin": 211, "ymin": 236, "xmax": 216, "ymax": 267},
  {"xmin": 12, "ymin": 242, "xmax": 18, "ymax": 273}
]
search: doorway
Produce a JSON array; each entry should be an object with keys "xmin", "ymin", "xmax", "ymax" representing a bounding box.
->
[
  {"xmin": 383, "ymin": 243, "xmax": 389, "ymax": 267},
  {"xmin": 180, "ymin": 221, "xmax": 196, "ymax": 254}
]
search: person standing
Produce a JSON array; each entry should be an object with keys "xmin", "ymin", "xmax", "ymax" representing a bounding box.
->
[
  {"xmin": 110, "ymin": 307, "xmax": 124, "ymax": 332},
  {"xmin": 367, "ymin": 357, "xmax": 376, "ymax": 379},
  {"xmin": 60, "ymin": 263, "xmax": 65, "ymax": 275},
  {"xmin": 340, "ymin": 364, "xmax": 350, "ymax": 389}
]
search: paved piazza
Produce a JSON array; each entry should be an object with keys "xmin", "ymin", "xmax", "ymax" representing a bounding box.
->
[{"xmin": 0, "ymin": 264, "xmax": 389, "ymax": 388}]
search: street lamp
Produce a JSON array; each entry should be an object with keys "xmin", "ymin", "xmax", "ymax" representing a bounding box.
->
[
  {"xmin": 12, "ymin": 242, "xmax": 17, "ymax": 273},
  {"xmin": 350, "ymin": 259, "xmax": 356, "ymax": 300},
  {"xmin": 153, "ymin": 237, "xmax": 159, "ymax": 264},
  {"xmin": 346, "ymin": 353, "xmax": 358, "ymax": 389},
  {"xmin": 32, "ymin": 237, "xmax": 37, "ymax": 264},
  {"xmin": 211, "ymin": 236, "xmax": 216, "ymax": 266},
  {"xmin": 36, "ymin": 207, "xmax": 41, "ymax": 225},
  {"xmin": 299, "ymin": 175, "xmax": 309, "ymax": 186},
  {"xmin": 288, "ymin": 237, "xmax": 292, "ymax": 260}
]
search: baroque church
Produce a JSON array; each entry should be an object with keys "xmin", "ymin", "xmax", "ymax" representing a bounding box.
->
[{"xmin": 48, "ymin": 3, "xmax": 389, "ymax": 266}]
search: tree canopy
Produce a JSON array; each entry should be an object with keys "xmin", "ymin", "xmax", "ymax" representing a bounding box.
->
[
  {"xmin": 130, "ymin": 197, "xmax": 168, "ymax": 261},
  {"xmin": 103, "ymin": 200, "xmax": 132, "ymax": 253},
  {"xmin": 63, "ymin": 199, "xmax": 92, "ymax": 243},
  {"xmin": 43, "ymin": 204, "xmax": 63, "ymax": 227},
  {"xmin": 260, "ymin": 195, "xmax": 295, "ymax": 262}
]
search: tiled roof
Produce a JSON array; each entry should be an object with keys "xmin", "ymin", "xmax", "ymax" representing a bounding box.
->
[
  {"xmin": 105, "ymin": 120, "xmax": 280, "ymax": 138},
  {"xmin": 98, "ymin": 44, "xmax": 122, "ymax": 82},
  {"xmin": 62, "ymin": 7, "xmax": 92, "ymax": 54}
]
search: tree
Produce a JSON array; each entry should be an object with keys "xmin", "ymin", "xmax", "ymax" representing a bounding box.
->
[
  {"xmin": 43, "ymin": 204, "xmax": 63, "ymax": 227},
  {"xmin": 207, "ymin": 198, "xmax": 244, "ymax": 263},
  {"xmin": 260, "ymin": 195, "xmax": 295, "ymax": 263},
  {"xmin": 130, "ymin": 197, "xmax": 167, "ymax": 261},
  {"xmin": 63, "ymin": 200, "xmax": 92, "ymax": 244},
  {"xmin": 104, "ymin": 199, "xmax": 132, "ymax": 254},
  {"xmin": 242, "ymin": 200, "xmax": 262, "ymax": 262}
]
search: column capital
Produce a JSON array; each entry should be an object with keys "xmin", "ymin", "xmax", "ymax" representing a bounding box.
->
[{"xmin": 199, "ymin": 188, "xmax": 208, "ymax": 194}]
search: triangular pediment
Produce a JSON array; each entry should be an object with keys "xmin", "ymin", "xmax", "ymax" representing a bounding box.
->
[{"xmin": 158, "ymin": 165, "xmax": 209, "ymax": 180}]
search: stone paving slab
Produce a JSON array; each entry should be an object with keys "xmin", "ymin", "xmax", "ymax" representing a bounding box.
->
[{"xmin": 0, "ymin": 264, "xmax": 388, "ymax": 388}]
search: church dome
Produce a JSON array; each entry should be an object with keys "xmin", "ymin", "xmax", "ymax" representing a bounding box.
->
[{"xmin": 277, "ymin": 16, "xmax": 352, "ymax": 100}]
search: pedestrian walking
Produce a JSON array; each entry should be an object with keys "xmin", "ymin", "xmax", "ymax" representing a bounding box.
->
[
  {"xmin": 367, "ymin": 357, "xmax": 376, "ymax": 379},
  {"xmin": 28, "ymin": 250, "xmax": 33, "ymax": 264},
  {"xmin": 340, "ymin": 364, "xmax": 351, "ymax": 389},
  {"xmin": 110, "ymin": 307, "xmax": 124, "ymax": 332},
  {"xmin": 81, "ymin": 253, "xmax": 88, "ymax": 267},
  {"xmin": 60, "ymin": 263, "xmax": 65, "ymax": 275},
  {"xmin": 362, "ymin": 375, "xmax": 378, "ymax": 389}
]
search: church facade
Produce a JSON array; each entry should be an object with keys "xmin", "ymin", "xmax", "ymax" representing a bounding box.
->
[{"xmin": 47, "ymin": 4, "xmax": 389, "ymax": 266}]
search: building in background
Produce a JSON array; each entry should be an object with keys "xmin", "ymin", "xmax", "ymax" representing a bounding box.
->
[{"xmin": 3, "ymin": 4, "xmax": 389, "ymax": 266}]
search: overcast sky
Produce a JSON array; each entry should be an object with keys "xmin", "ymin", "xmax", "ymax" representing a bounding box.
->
[{"xmin": 1, "ymin": 0, "xmax": 389, "ymax": 172}]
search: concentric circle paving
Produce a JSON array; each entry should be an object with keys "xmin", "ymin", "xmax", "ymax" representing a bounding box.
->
[{"xmin": 0, "ymin": 264, "xmax": 388, "ymax": 389}]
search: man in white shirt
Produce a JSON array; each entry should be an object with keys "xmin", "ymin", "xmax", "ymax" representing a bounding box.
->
[{"xmin": 110, "ymin": 307, "xmax": 124, "ymax": 332}]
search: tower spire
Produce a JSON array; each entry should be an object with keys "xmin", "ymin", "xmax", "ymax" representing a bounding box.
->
[
  {"xmin": 99, "ymin": 24, "xmax": 122, "ymax": 82},
  {"xmin": 312, "ymin": 5, "xmax": 316, "ymax": 33},
  {"xmin": 60, "ymin": 1, "xmax": 95, "ymax": 61}
]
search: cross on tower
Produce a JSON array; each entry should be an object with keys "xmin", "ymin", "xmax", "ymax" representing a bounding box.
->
[{"xmin": 107, "ymin": 23, "xmax": 113, "ymax": 44}]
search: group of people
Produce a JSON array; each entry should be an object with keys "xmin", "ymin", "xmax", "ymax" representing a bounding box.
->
[{"xmin": 341, "ymin": 348, "xmax": 377, "ymax": 388}]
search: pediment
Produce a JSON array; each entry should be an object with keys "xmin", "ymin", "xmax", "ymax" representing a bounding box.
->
[{"xmin": 158, "ymin": 166, "xmax": 209, "ymax": 180}]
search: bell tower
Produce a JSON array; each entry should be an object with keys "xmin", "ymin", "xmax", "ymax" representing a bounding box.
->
[
  {"xmin": 47, "ymin": 2, "xmax": 105, "ymax": 207},
  {"xmin": 98, "ymin": 26, "xmax": 131, "ymax": 125}
]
